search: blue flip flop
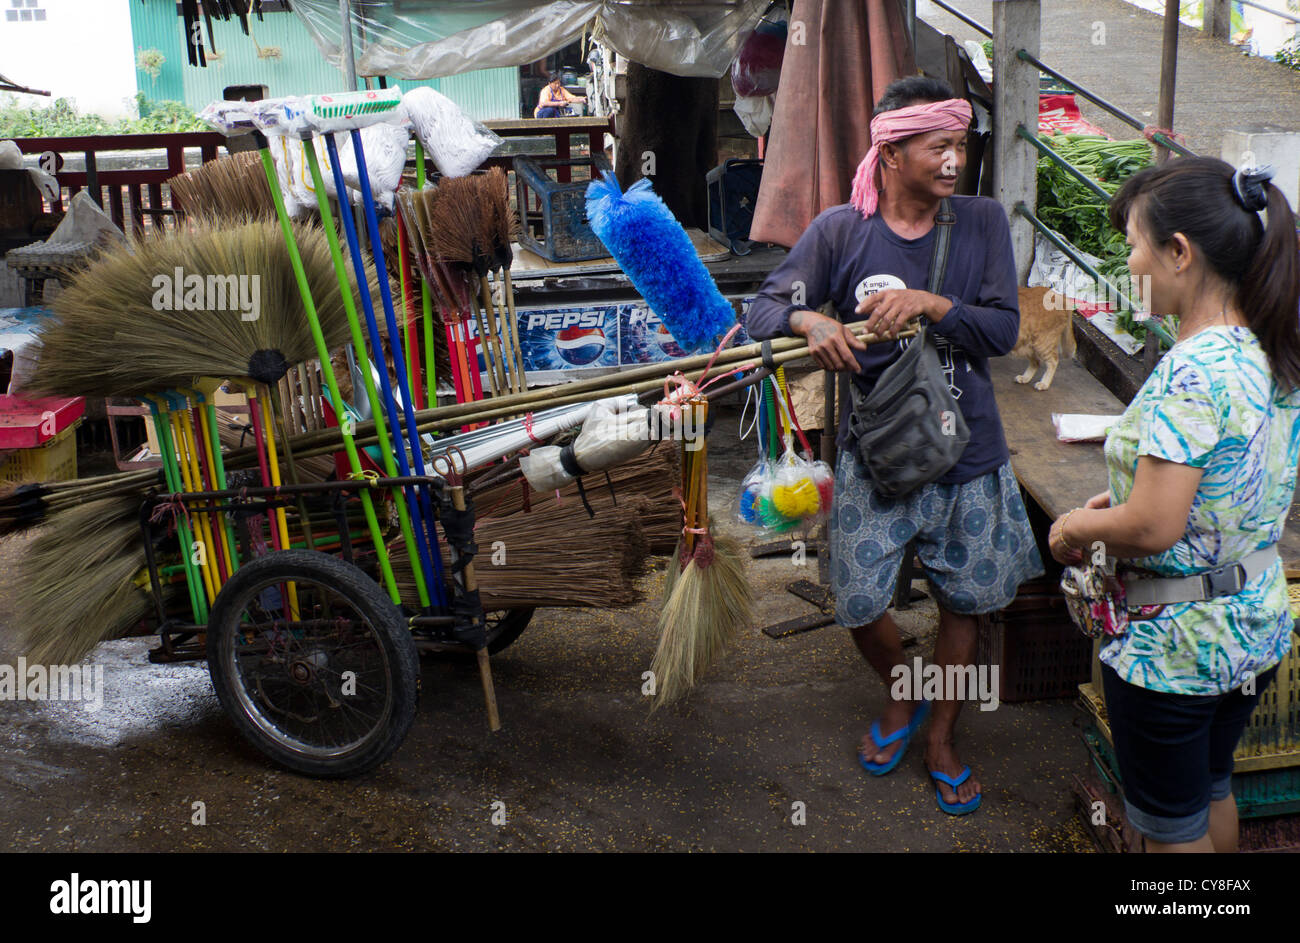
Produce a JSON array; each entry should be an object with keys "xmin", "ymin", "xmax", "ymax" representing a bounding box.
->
[
  {"xmin": 931, "ymin": 765, "xmax": 982, "ymax": 815},
  {"xmin": 858, "ymin": 700, "xmax": 931, "ymax": 776}
]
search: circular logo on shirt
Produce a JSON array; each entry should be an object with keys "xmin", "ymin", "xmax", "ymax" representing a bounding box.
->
[{"xmin": 854, "ymin": 273, "xmax": 907, "ymax": 303}]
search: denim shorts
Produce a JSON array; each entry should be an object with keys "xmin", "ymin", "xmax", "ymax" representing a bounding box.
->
[
  {"xmin": 829, "ymin": 455, "xmax": 1044, "ymax": 626},
  {"xmin": 1101, "ymin": 662, "xmax": 1279, "ymax": 844}
]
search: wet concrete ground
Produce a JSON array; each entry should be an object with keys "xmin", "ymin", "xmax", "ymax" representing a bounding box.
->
[{"xmin": 0, "ymin": 402, "xmax": 1094, "ymax": 852}]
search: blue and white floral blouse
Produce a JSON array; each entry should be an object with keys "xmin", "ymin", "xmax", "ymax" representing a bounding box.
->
[{"xmin": 1100, "ymin": 325, "xmax": 1300, "ymax": 695}]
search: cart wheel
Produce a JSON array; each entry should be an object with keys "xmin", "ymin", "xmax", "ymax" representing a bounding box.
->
[
  {"xmin": 206, "ymin": 550, "xmax": 419, "ymax": 779},
  {"xmin": 485, "ymin": 607, "xmax": 535, "ymax": 655}
]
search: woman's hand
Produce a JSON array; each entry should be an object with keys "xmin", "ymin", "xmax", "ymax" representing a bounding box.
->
[
  {"xmin": 1049, "ymin": 511, "xmax": 1084, "ymax": 566},
  {"xmin": 1085, "ymin": 492, "xmax": 1111, "ymax": 510}
]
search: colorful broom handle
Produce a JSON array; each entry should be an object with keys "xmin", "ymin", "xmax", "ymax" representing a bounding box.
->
[
  {"xmin": 300, "ymin": 137, "xmax": 431, "ymax": 611},
  {"xmin": 414, "ymin": 139, "xmax": 436, "ymax": 407},
  {"xmin": 201, "ymin": 396, "xmax": 241, "ymax": 570},
  {"xmin": 343, "ymin": 128, "xmax": 449, "ymax": 603},
  {"xmin": 254, "ymin": 132, "xmax": 404, "ymax": 607},
  {"xmin": 165, "ymin": 393, "xmax": 218, "ymax": 606},
  {"xmin": 144, "ymin": 396, "xmax": 205, "ymax": 624},
  {"xmin": 319, "ymin": 132, "xmax": 443, "ymax": 609},
  {"xmin": 395, "ymin": 211, "xmax": 422, "ymax": 410}
]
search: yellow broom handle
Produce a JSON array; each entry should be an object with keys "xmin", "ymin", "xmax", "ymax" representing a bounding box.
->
[
  {"xmin": 170, "ymin": 410, "xmax": 217, "ymax": 605},
  {"xmin": 259, "ymin": 389, "xmax": 299, "ymax": 619}
]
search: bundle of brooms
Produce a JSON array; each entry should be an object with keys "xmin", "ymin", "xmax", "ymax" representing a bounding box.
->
[
  {"xmin": 398, "ymin": 167, "xmax": 525, "ymax": 402},
  {"xmin": 11, "ymin": 495, "xmax": 182, "ymax": 665},
  {"xmin": 391, "ymin": 497, "xmax": 651, "ymax": 611}
]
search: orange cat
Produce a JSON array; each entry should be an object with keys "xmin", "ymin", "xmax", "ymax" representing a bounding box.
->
[{"xmin": 1012, "ymin": 285, "xmax": 1076, "ymax": 391}]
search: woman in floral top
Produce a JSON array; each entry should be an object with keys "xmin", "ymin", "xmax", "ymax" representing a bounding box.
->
[{"xmin": 1048, "ymin": 156, "xmax": 1300, "ymax": 852}]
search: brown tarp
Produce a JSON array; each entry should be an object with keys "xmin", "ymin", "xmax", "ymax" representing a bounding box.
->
[{"xmin": 749, "ymin": 0, "xmax": 916, "ymax": 248}]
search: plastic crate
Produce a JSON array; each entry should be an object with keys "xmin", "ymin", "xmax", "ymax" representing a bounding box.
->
[
  {"xmin": 513, "ymin": 154, "xmax": 612, "ymax": 262},
  {"xmin": 1080, "ymin": 634, "xmax": 1300, "ymax": 819},
  {"xmin": 0, "ymin": 418, "xmax": 80, "ymax": 484},
  {"xmin": 977, "ymin": 577, "xmax": 1093, "ymax": 701}
]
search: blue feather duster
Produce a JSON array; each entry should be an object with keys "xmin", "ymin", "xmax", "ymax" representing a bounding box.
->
[{"xmin": 586, "ymin": 174, "xmax": 736, "ymax": 353}]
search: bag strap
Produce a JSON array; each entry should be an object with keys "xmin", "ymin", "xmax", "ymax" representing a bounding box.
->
[
  {"xmin": 917, "ymin": 197, "xmax": 955, "ymax": 345},
  {"xmin": 926, "ymin": 197, "xmax": 956, "ymax": 295}
]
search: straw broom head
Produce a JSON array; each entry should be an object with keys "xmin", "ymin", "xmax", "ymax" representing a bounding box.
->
[
  {"xmin": 31, "ymin": 217, "xmax": 381, "ymax": 399},
  {"xmin": 167, "ymin": 151, "xmax": 274, "ymax": 221},
  {"xmin": 390, "ymin": 498, "xmax": 652, "ymax": 610},
  {"xmin": 426, "ymin": 176, "xmax": 492, "ymax": 275},
  {"xmin": 649, "ymin": 535, "xmax": 752, "ymax": 709},
  {"xmin": 14, "ymin": 496, "xmax": 170, "ymax": 665},
  {"xmin": 482, "ymin": 166, "xmax": 516, "ymax": 272}
]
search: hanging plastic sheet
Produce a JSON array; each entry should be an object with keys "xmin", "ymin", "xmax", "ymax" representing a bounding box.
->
[{"xmin": 292, "ymin": 0, "xmax": 767, "ymax": 79}]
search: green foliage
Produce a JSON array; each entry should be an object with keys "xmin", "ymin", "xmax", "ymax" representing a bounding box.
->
[
  {"xmin": 980, "ymin": 39, "xmax": 993, "ymax": 63},
  {"xmin": 136, "ymin": 48, "xmax": 165, "ymax": 81},
  {"xmin": 1034, "ymin": 133, "xmax": 1159, "ymax": 343},
  {"xmin": 0, "ymin": 95, "xmax": 205, "ymax": 138},
  {"xmin": 1274, "ymin": 37, "xmax": 1300, "ymax": 72},
  {"xmin": 130, "ymin": 94, "xmax": 207, "ymax": 133}
]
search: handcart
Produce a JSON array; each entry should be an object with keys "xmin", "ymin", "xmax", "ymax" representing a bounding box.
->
[{"xmin": 135, "ymin": 450, "xmax": 532, "ymax": 779}]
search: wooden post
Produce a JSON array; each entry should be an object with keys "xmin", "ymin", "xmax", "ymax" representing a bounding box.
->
[
  {"xmin": 1156, "ymin": 0, "xmax": 1180, "ymax": 163},
  {"xmin": 1203, "ymin": 0, "xmax": 1231, "ymax": 41},
  {"xmin": 993, "ymin": 0, "xmax": 1040, "ymax": 284}
]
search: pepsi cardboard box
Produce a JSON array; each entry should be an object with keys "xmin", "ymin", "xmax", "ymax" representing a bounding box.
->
[{"xmin": 469, "ymin": 297, "xmax": 755, "ymax": 384}]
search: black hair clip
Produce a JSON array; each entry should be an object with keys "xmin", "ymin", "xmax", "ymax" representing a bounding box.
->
[{"xmin": 1231, "ymin": 164, "xmax": 1273, "ymax": 214}]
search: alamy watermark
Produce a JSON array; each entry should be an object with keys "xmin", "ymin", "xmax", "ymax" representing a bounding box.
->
[
  {"xmin": 0, "ymin": 658, "xmax": 104, "ymax": 712},
  {"xmin": 151, "ymin": 267, "xmax": 261, "ymax": 321},
  {"xmin": 890, "ymin": 656, "xmax": 999, "ymax": 712}
]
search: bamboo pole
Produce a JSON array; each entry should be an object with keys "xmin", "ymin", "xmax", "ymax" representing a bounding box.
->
[{"xmin": 233, "ymin": 322, "xmax": 913, "ymax": 463}]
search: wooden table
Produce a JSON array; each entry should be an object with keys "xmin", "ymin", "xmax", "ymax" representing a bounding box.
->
[{"xmin": 991, "ymin": 354, "xmax": 1300, "ymax": 571}]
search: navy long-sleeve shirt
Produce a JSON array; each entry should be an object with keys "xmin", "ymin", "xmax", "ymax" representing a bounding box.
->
[{"xmin": 745, "ymin": 195, "xmax": 1020, "ymax": 484}]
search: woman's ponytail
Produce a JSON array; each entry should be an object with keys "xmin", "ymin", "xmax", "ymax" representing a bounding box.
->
[{"xmin": 1240, "ymin": 182, "xmax": 1300, "ymax": 391}]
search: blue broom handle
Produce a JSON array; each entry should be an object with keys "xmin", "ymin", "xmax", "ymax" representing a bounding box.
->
[
  {"xmin": 322, "ymin": 132, "xmax": 444, "ymax": 609},
  {"xmin": 347, "ymin": 130, "xmax": 449, "ymax": 595}
]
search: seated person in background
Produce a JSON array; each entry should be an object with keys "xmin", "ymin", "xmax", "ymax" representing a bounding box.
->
[{"xmin": 534, "ymin": 74, "xmax": 586, "ymax": 118}]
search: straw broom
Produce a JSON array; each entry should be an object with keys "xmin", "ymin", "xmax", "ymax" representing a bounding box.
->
[
  {"xmin": 650, "ymin": 399, "xmax": 752, "ymax": 708},
  {"xmin": 14, "ymin": 496, "xmax": 182, "ymax": 665},
  {"xmin": 167, "ymin": 151, "xmax": 275, "ymax": 221},
  {"xmin": 30, "ymin": 217, "xmax": 379, "ymax": 399},
  {"xmin": 390, "ymin": 497, "xmax": 652, "ymax": 610}
]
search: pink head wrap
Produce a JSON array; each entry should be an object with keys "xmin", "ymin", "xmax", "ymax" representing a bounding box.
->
[{"xmin": 849, "ymin": 98, "xmax": 973, "ymax": 218}]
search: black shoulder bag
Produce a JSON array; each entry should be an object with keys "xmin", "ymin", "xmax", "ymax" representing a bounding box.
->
[{"xmin": 846, "ymin": 198, "xmax": 970, "ymax": 498}]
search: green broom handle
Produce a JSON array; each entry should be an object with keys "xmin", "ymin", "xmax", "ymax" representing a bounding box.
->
[
  {"xmin": 299, "ymin": 137, "xmax": 431, "ymax": 611},
  {"xmin": 414, "ymin": 140, "xmax": 436, "ymax": 406},
  {"xmin": 203, "ymin": 400, "xmax": 241, "ymax": 570},
  {"xmin": 145, "ymin": 398, "xmax": 205, "ymax": 624},
  {"xmin": 255, "ymin": 135, "xmax": 404, "ymax": 607}
]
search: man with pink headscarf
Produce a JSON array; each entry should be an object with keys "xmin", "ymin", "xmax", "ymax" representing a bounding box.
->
[{"xmin": 747, "ymin": 76, "xmax": 1042, "ymax": 816}]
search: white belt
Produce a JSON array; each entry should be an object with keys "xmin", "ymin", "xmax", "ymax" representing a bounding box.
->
[{"xmin": 1122, "ymin": 547, "xmax": 1279, "ymax": 607}]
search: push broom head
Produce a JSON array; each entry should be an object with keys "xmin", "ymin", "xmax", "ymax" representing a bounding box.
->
[{"xmin": 31, "ymin": 216, "xmax": 381, "ymax": 399}]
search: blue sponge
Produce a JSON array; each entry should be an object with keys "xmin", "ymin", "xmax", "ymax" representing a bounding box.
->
[{"xmin": 586, "ymin": 173, "xmax": 736, "ymax": 354}]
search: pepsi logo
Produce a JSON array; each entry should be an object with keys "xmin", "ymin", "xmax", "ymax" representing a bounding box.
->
[
  {"xmin": 556, "ymin": 326, "xmax": 607, "ymax": 366},
  {"xmin": 654, "ymin": 322, "xmax": 687, "ymax": 359}
]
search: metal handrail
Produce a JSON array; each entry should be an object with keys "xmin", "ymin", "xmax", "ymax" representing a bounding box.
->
[
  {"xmin": 1015, "ymin": 125, "xmax": 1112, "ymax": 201},
  {"xmin": 1015, "ymin": 49, "xmax": 1197, "ymax": 157},
  {"xmin": 928, "ymin": 0, "xmax": 992, "ymax": 37},
  {"xmin": 925, "ymin": 1, "xmax": 1198, "ymax": 157},
  {"xmin": 1014, "ymin": 202, "xmax": 1178, "ymax": 348},
  {"xmin": 1238, "ymin": 0, "xmax": 1300, "ymax": 24}
]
